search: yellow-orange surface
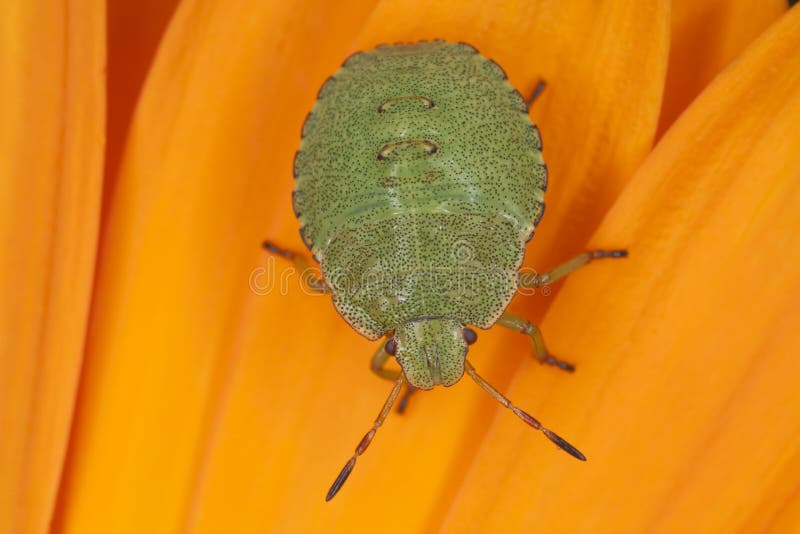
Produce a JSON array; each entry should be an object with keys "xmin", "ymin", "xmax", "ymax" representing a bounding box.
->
[{"xmin": 1, "ymin": 1, "xmax": 798, "ymax": 533}]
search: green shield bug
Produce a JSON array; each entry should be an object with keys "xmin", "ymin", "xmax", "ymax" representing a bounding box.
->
[{"xmin": 263, "ymin": 40, "xmax": 627, "ymax": 500}]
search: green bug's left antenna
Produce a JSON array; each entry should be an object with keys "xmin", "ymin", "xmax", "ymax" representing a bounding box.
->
[
  {"xmin": 326, "ymin": 376, "xmax": 405, "ymax": 501},
  {"xmin": 465, "ymin": 360, "xmax": 587, "ymax": 461}
]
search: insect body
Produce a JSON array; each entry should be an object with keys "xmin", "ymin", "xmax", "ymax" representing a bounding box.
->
[{"xmin": 265, "ymin": 40, "xmax": 626, "ymax": 500}]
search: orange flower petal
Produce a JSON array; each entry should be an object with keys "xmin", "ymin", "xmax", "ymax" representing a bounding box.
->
[
  {"xmin": 105, "ymin": 0, "xmax": 182, "ymax": 188},
  {"xmin": 355, "ymin": 1, "xmax": 670, "ymax": 304},
  {"xmin": 0, "ymin": 1, "xmax": 105, "ymax": 532},
  {"xmin": 444, "ymin": 7, "xmax": 800, "ymax": 531},
  {"xmin": 183, "ymin": 3, "xmax": 669, "ymax": 533},
  {"xmin": 46, "ymin": 2, "xmax": 732, "ymax": 532},
  {"xmin": 52, "ymin": 2, "xmax": 381, "ymax": 533},
  {"xmin": 657, "ymin": 0, "xmax": 787, "ymax": 137}
]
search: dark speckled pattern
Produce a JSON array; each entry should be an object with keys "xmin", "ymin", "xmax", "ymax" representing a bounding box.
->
[{"xmin": 294, "ymin": 41, "xmax": 547, "ymax": 340}]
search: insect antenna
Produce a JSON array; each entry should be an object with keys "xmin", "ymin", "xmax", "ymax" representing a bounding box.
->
[
  {"xmin": 326, "ymin": 375, "xmax": 405, "ymax": 501},
  {"xmin": 464, "ymin": 360, "xmax": 586, "ymax": 461}
]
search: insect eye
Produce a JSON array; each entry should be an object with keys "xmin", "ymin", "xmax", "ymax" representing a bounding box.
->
[
  {"xmin": 462, "ymin": 328, "xmax": 478, "ymax": 345},
  {"xmin": 385, "ymin": 338, "xmax": 398, "ymax": 355}
]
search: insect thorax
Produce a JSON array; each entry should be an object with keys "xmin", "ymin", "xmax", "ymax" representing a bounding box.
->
[{"xmin": 293, "ymin": 41, "xmax": 547, "ymax": 339}]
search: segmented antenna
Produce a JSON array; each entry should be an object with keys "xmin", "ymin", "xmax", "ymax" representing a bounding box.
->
[
  {"xmin": 326, "ymin": 376, "xmax": 405, "ymax": 501},
  {"xmin": 464, "ymin": 360, "xmax": 586, "ymax": 461}
]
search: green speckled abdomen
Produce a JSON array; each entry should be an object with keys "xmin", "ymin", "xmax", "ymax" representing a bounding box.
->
[{"xmin": 293, "ymin": 41, "xmax": 547, "ymax": 340}]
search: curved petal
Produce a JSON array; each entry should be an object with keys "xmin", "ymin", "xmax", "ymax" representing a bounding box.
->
[
  {"xmin": 356, "ymin": 0, "xmax": 670, "ymax": 303},
  {"xmin": 657, "ymin": 0, "xmax": 787, "ymax": 137},
  {"xmin": 444, "ymin": 7, "xmax": 800, "ymax": 532},
  {"xmin": 187, "ymin": 2, "xmax": 668, "ymax": 533},
  {"xmin": 51, "ymin": 1, "xmax": 381, "ymax": 533},
  {"xmin": 106, "ymin": 0, "xmax": 182, "ymax": 190},
  {"xmin": 0, "ymin": 1, "xmax": 105, "ymax": 532},
  {"xmin": 53, "ymin": 2, "xmax": 672, "ymax": 533},
  {"xmin": 349, "ymin": 6, "xmax": 670, "ymax": 438}
]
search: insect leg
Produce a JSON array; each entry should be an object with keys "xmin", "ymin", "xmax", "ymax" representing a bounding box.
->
[
  {"xmin": 326, "ymin": 376, "xmax": 404, "ymax": 501},
  {"xmin": 497, "ymin": 312, "xmax": 575, "ymax": 372},
  {"xmin": 465, "ymin": 360, "xmax": 586, "ymax": 461},
  {"xmin": 370, "ymin": 343, "xmax": 400, "ymax": 381},
  {"xmin": 370, "ymin": 343, "xmax": 417, "ymax": 412},
  {"xmin": 519, "ymin": 249, "xmax": 628, "ymax": 288},
  {"xmin": 395, "ymin": 386, "xmax": 417, "ymax": 414},
  {"xmin": 526, "ymin": 79, "xmax": 547, "ymax": 106},
  {"xmin": 261, "ymin": 240, "xmax": 328, "ymax": 293}
]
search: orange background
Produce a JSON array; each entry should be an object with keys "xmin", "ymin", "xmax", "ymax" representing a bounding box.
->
[{"xmin": 2, "ymin": 1, "xmax": 799, "ymax": 533}]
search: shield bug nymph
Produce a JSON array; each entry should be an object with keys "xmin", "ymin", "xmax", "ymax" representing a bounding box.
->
[{"xmin": 264, "ymin": 40, "xmax": 627, "ymax": 500}]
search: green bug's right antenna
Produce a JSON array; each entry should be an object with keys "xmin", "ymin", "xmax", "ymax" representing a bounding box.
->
[
  {"xmin": 326, "ymin": 375, "xmax": 405, "ymax": 501},
  {"xmin": 464, "ymin": 360, "xmax": 587, "ymax": 461}
]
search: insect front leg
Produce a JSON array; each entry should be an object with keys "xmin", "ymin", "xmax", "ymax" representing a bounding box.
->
[
  {"xmin": 370, "ymin": 343, "xmax": 400, "ymax": 381},
  {"xmin": 261, "ymin": 240, "xmax": 328, "ymax": 293},
  {"xmin": 370, "ymin": 343, "xmax": 417, "ymax": 413},
  {"xmin": 497, "ymin": 312, "xmax": 575, "ymax": 372},
  {"xmin": 519, "ymin": 249, "xmax": 628, "ymax": 289}
]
